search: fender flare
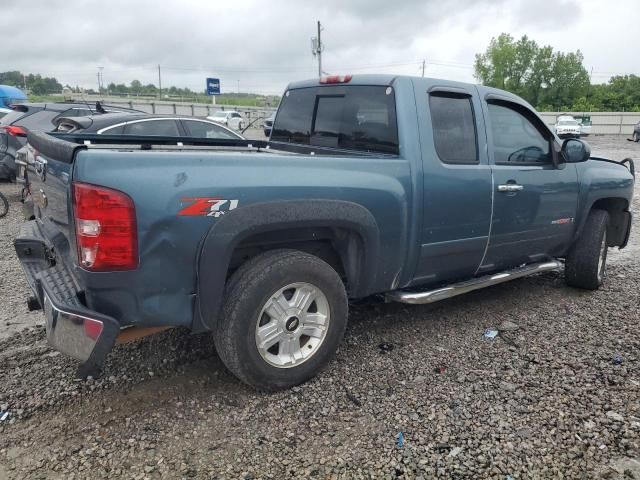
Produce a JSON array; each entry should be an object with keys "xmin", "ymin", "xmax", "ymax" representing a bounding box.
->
[
  {"xmin": 194, "ymin": 199, "xmax": 380, "ymax": 332},
  {"xmin": 572, "ymin": 197, "xmax": 631, "ymax": 248}
]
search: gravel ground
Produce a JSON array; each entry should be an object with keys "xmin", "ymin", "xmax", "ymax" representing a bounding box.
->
[{"xmin": 0, "ymin": 136, "xmax": 639, "ymax": 479}]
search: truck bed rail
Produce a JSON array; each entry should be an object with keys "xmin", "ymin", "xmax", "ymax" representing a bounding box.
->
[{"xmin": 27, "ymin": 131, "xmax": 270, "ymax": 163}]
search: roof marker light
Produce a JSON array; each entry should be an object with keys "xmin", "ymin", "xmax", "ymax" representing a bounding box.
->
[{"xmin": 319, "ymin": 75, "xmax": 353, "ymax": 84}]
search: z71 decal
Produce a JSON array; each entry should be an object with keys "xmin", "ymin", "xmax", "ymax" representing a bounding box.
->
[
  {"xmin": 178, "ymin": 197, "xmax": 239, "ymax": 217},
  {"xmin": 551, "ymin": 217, "xmax": 575, "ymax": 225}
]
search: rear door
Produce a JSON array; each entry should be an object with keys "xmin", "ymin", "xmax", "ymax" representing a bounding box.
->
[
  {"xmin": 479, "ymin": 98, "xmax": 579, "ymax": 271},
  {"xmin": 410, "ymin": 81, "xmax": 493, "ymax": 286}
]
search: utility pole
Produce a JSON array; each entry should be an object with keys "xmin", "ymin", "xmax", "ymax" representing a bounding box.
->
[
  {"xmin": 158, "ymin": 64, "xmax": 162, "ymax": 99},
  {"xmin": 421, "ymin": 59, "xmax": 426, "ymax": 77},
  {"xmin": 311, "ymin": 21, "xmax": 324, "ymax": 79},
  {"xmin": 317, "ymin": 21, "xmax": 322, "ymax": 78},
  {"xmin": 97, "ymin": 66, "xmax": 104, "ymax": 93}
]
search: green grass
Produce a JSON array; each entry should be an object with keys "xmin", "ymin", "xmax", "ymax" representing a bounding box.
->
[
  {"xmin": 26, "ymin": 93, "xmax": 278, "ymax": 107},
  {"xmin": 27, "ymin": 95, "xmax": 66, "ymax": 103}
]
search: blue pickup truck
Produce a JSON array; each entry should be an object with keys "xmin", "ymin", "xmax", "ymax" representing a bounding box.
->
[{"xmin": 14, "ymin": 74, "xmax": 635, "ymax": 390}]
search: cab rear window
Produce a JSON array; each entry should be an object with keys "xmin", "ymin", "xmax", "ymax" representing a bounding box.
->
[{"xmin": 271, "ymin": 85, "xmax": 399, "ymax": 155}]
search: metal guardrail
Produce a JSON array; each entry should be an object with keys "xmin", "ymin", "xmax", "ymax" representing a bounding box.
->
[
  {"xmin": 539, "ymin": 112, "xmax": 640, "ymax": 135},
  {"xmin": 81, "ymin": 96, "xmax": 276, "ymax": 125}
]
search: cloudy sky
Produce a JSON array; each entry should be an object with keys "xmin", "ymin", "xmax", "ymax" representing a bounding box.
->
[{"xmin": 1, "ymin": 0, "xmax": 638, "ymax": 95}]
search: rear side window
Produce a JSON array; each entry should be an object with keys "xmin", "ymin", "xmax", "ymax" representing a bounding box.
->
[
  {"xmin": 123, "ymin": 120, "xmax": 180, "ymax": 136},
  {"xmin": 182, "ymin": 120, "xmax": 239, "ymax": 140},
  {"xmin": 271, "ymin": 85, "xmax": 399, "ymax": 155},
  {"xmin": 429, "ymin": 93, "xmax": 478, "ymax": 164},
  {"xmin": 100, "ymin": 125, "xmax": 125, "ymax": 135}
]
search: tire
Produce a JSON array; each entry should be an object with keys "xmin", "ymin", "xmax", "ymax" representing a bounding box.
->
[
  {"xmin": 565, "ymin": 209, "xmax": 609, "ymax": 290},
  {"xmin": 238, "ymin": 121, "xmax": 245, "ymax": 131},
  {"xmin": 634, "ymin": 132, "xmax": 639, "ymax": 142},
  {"xmin": 0, "ymin": 192, "xmax": 8, "ymax": 218},
  {"xmin": 214, "ymin": 249, "xmax": 348, "ymax": 391}
]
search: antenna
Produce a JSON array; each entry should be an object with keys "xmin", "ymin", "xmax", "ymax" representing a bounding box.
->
[{"xmin": 79, "ymin": 89, "xmax": 92, "ymax": 114}]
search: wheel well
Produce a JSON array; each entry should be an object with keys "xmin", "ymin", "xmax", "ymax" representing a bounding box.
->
[
  {"xmin": 228, "ymin": 227, "xmax": 365, "ymax": 295},
  {"xmin": 591, "ymin": 198, "xmax": 630, "ymax": 247}
]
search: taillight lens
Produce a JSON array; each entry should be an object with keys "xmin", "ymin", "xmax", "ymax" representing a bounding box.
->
[
  {"xmin": 319, "ymin": 75, "xmax": 353, "ymax": 84},
  {"xmin": 2, "ymin": 125, "xmax": 27, "ymax": 137},
  {"xmin": 72, "ymin": 182, "xmax": 138, "ymax": 271}
]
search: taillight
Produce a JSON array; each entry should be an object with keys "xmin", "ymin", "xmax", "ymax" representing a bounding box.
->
[
  {"xmin": 2, "ymin": 125, "xmax": 27, "ymax": 137},
  {"xmin": 72, "ymin": 182, "xmax": 138, "ymax": 271},
  {"xmin": 319, "ymin": 75, "xmax": 353, "ymax": 84}
]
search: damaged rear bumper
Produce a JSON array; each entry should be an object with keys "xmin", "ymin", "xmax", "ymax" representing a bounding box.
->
[{"xmin": 14, "ymin": 221, "xmax": 120, "ymax": 376}]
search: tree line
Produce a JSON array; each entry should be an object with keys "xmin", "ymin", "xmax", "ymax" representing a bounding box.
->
[
  {"xmin": 0, "ymin": 71, "xmax": 62, "ymax": 95},
  {"xmin": 474, "ymin": 33, "xmax": 640, "ymax": 112},
  {"xmin": 0, "ymin": 71, "xmax": 273, "ymax": 105},
  {"xmin": 106, "ymin": 80, "xmax": 195, "ymax": 97},
  {"xmin": 2, "ymin": 42, "xmax": 638, "ymax": 111}
]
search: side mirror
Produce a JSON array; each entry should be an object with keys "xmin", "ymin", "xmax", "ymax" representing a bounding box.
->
[{"xmin": 562, "ymin": 138, "xmax": 591, "ymax": 163}]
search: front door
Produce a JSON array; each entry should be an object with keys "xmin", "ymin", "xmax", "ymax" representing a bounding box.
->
[{"xmin": 480, "ymin": 99, "xmax": 579, "ymax": 272}]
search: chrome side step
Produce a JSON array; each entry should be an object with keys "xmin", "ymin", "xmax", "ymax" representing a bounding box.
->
[{"xmin": 386, "ymin": 260, "xmax": 562, "ymax": 305}]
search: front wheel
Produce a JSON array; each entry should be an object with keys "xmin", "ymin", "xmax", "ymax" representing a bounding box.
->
[
  {"xmin": 565, "ymin": 209, "xmax": 609, "ymax": 290},
  {"xmin": 214, "ymin": 249, "xmax": 348, "ymax": 391},
  {"xmin": 238, "ymin": 121, "xmax": 245, "ymax": 131},
  {"xmin": 634, "ymin": 132, "xmax": 639, "ymax": 142}
]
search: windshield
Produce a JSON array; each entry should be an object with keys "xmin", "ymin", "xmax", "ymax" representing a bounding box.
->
[
  {"xmin": 0, "ymin": 110, "xmax": 28, "ymax": 125},
  {"xmin": 558, "ymin": 121, "xmax": 579, "ymax": 126},
  {"xmin": 211, "ymin": 112, "xmax": 228, "ymax": 118}
]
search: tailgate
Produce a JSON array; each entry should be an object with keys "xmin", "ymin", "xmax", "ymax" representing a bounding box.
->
[{"xmin": 25, "ymin": 131, "xmax": 86, "ymax": 266}]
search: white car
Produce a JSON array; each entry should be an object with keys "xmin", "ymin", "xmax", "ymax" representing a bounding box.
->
[
  {"xmin": 554, "ymin": 117, "xmax": 582, "ymax": 138},
  {"xmin": 207, "ymin": 110, "xmax": 246, "ymax": 131}
]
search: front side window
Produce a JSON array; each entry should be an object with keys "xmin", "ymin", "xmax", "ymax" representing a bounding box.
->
[
  {"xmin": 488, "ymin": 103, "xmax": 550, "ymax": 165},
  {"xmin": 271, "ymin": 85, "xmax": 399, "ymax": 155},
  {"xmin": 429, "ymin": 93, "xmax": 477, "ymax": 164},
  {"xmin": 123, "ymin": 120, "xmax": 180, "ymax": 136}
]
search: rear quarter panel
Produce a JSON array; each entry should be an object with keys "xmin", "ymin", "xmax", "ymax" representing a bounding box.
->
[{"xmin": 72, "ymin": 149, "xmax": 412, "ymax": 328}]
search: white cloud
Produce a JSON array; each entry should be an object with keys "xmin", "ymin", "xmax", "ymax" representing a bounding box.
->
[{"xmin": 0, "ymin": 0, "xmax": 638, "ymax": 94}]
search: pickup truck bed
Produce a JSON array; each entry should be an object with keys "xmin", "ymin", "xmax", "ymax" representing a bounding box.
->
[{"xmin": 14, "ymin": 74, "xmax": 635, "ymax": 390}]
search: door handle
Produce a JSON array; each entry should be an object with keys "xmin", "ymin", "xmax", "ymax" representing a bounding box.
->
[{"xmin": 497, "ymin": 184, "xmax": 524, "ymax": 192}]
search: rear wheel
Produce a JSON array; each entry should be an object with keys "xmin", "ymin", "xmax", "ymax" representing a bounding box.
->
[
  {"xmin": 214, "ymin": 249, "xmax": 348, "ymax": 391},
  {"xmin": 0, "ymin": 192, "xmax": 8, "ymax": 218},
  {"xmin": 634, "ymin": 132, "xmax": 639, "ymax": 142},
  {"xmin": 565, "ymin": 209, "xmax": 609, "ymax": 290}
]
